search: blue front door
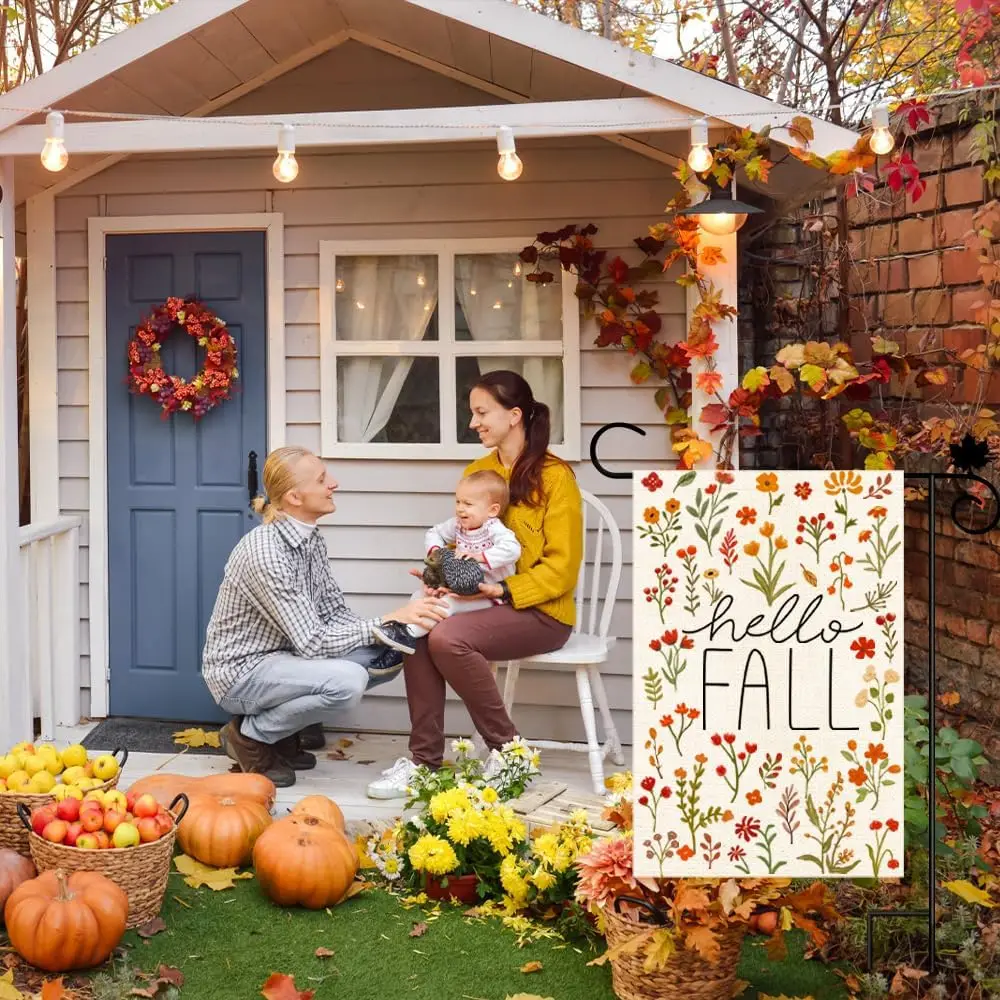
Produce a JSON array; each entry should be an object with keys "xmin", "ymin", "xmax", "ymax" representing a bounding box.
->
[{"xmin": 106, "ymin": 231, "xmax": 267, "ymax": 722}]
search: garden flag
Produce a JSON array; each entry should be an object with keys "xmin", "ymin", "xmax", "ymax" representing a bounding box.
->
[{"xmin": 632, "ymin": 470, "xmax": 904, "ymax": 879}]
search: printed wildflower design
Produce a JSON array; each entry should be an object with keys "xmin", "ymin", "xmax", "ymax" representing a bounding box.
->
[
  {"xmin": 789, "ymin": 735, "xmax": 829, "ymax": 804},
  {"xmin": 758, "ymin": 751, "xmax": 783, "ymax": 790},
  {"xmin": 878, "ymin": 613, "xmax": 898, "ymax": 663},
  {"xmin": 701, "ymin": 567, "xmax": 724, "ymax": 604},
  {"xmin": 843, "ymin": 739, "xmax": 901, "ymax": 808},
  {"xmin": 856, "ymin": 663, "xmax": 901, "ymax": 736},
  {"xmin": 644, "ymin": 726, "xmax": 668, "ymax": 780},
  {"xmin": 800, "ymin": 771, "xmax": 861, "ymax": 875},
  {"xmin": 719, "ymin": 528, "xmax": 739, "ymax": 574},
  {"xmin": 827, "ymin": 552, "xmax": 854, "ymax": 610},
  {"xmin": 661, "ymin": 704, "xmax": 700, "ymax": 755},
  {"xmin": 740, "ymin": 521, "xmax": 793, "ymax": 606},
  {"xmin": 756, "ymin": 472, "xmax": 784, "ymax": 514},
  {"xmin": 867, "ymin": 818, "xmax": 900, "ymax": 876},
  {"xmin": 637, "ymin": 498, "xmax": 683, "ymax": 555},
  {"xmin": 642, "ymin": 830, "xmax": 681, "ymax": 871},
  {"xmin": 711, "ymin": 733, "xmax": 757, "ymax": 802},
  {"xmin": 731, "ymin": 821, "xmax": 785, "ymax": 875},
  {"xmin": 736, "ymin": 506, "xmax": 757, "ymax": 526},
  {"xmin": 642, "ymin": 563, "xmax": 679, "ymax": 623},
  {"xmin": 647, "ymin": 629, "xmax": 694, "ymax": 692},
  {"xmin": 795, "ymin": 511, "xmax": 837, "ymax": 563},
  {"xmin": 636, "ymin": 775, "xmax": 673, "ymax": 831},
  {"xmin": 849, "ymin": 580, "xmax": 897, "ymax": 614},
  {"xmin": 794, "ymin": 481, "xmax": 813, "ymax": 500},
  {"xmin": 858, "ymin": 505, "xmax": 901, "ymax": 580},
  {"xmin": 686, "ymin": 482, "xmax": 736, "ymax": 549},
  {"xmin": 675, "ymin": 755, "xmax": 725, "ymax": 851},
  {"xmin": 777, "ymin": 786, "xmax": 801, "ymax": 844},
  {"xmin": 824, "ymin": 471, "xmax": 863, "ymax": 533},
  {"xmin": 641, "ymin": 472, "xmax": 663, "ymax": 493},
  {"xmin": 677, "ymin": 546, "xmax": 701, "ymax": 614},
  {"xmin": 699, "ymin": 831, "xmax": 723, "ymax": 870}
]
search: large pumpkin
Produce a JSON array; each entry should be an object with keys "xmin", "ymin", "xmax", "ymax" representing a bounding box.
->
[
  {"xmin": 0, "ymin": 850, "xmax": 36, "ymax": 917},
  {"xmin": 4, "ymin": 869, "xmax": 128, "ymax": 972},
  {"xmin": 290, "ymin": 795, "xmax": 345, "ymax": 832},
  {"xmin": 176, "ymin": 793, "xmax": 273, "ymax": 868},
  {"xmin": 125, "ymin": 773, "xmax": 191, "ymax": 808},
  {"xmin": 127, "ymin": 771, "xmax": 276, "ymax": 810},
  {"xmin": 253, "ymin": 815, "xmax": 359, "ymax": 909}
]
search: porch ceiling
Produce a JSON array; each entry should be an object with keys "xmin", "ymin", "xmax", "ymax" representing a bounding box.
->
[{"xmin": 0, "ymin": 0, "xmax": 858, "ymax": 208}]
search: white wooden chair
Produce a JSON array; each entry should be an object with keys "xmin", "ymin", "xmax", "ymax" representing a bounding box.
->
[{"xmin": 477, "ymin": 488, "xmax": 626, "ymax": 795}]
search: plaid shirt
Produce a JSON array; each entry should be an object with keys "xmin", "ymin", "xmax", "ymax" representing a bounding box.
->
[{"xmin": 202, "ymin": 517, "xmax": 380, "ymax": 703}]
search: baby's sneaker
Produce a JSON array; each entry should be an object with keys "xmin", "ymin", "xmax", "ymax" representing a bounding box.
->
[{"xmin": 373, "ymin": 620, "xmax": 418, "ymax": 656}]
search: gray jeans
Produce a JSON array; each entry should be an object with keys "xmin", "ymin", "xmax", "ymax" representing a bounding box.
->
[{"xmin": 218, "ymin": 645, "xmax": 387, "ymax": 744}]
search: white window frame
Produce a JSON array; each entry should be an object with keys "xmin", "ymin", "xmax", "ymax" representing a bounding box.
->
[{"xmin": 318, "ymin": 238, "xmax": 581, "ymax": 461}]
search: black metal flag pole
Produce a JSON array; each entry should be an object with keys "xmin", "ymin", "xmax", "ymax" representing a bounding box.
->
[{"xmin": 587, "ymin": 422, "xmax": 1000, "ymax": 977}]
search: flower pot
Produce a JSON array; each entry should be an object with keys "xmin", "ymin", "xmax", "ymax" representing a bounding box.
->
[{"xmin": 424, "ymin": 873, "xmax": 480, "ymax": 903}]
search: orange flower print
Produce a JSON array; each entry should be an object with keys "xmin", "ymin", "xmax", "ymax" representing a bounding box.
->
[
  {"xmin": 760, "ymin": 522, "xmax": 775, "ymax": 538},
  {"xmin": 869, "ymin": 506, "xmax": 888, "ymax": 518},
  {"xmin": 677, "ymin": 845, "xmax": 695, "ymax": 861},
  {"xmin": 756, "ymin": 473, "xmax": 779, "ymax": 493},
  {"xmin": 722, "ymin": 810, "xmax": 734, "ymax": 822},
  {"xmin": 858, "ymin": 529, "xmax": 873, "ymax": 542},
  {"xmin": 794, "ymin": 482, "xmax": 812, "ymax": 500},
  {"xmin": 848, "ymin": 766, "xmax": 867, "ymax": 787},
  {"xmin": 736, "ymin": 506, "xmax": 757, "ymax": 525},
  {"xmin": 865, "ymin": 743, "xmax": 888, "ymax": 764},
  {"xmin": 774, "ymin": 536, "xmax": 788, "ymax": 550},
  {"xmin": 847, "ymin": 739, "xmax": 858, "ymax": 751},
  {"xmin": 825, "ymin": 471, "xmax": 863, "ymax": 496},
  {"xmin": 665, "ymin": 498, "xmax": 681, "ymax": 514},
  {"xmin": 643, "ymin": 507, "xmax": 660, "ymax": 524},
  {"xmin": 746, "ymin": 789, "xmax": 762, "ymax": 805},
  {"xmin": 850, "ymin": 636, "xmax": 876, "ymax": 659},
  {"xmin": 744, "ymin": 541, "xmax": 761, "ymax": 557}
]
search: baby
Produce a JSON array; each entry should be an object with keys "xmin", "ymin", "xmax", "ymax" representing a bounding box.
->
[{"xmin": 372, "ymin": 470, "xmax": 521, "ymax": 655}]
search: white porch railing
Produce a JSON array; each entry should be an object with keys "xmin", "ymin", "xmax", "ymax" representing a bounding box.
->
[{"xmin": 18, "ymin": 516, "xmax": 82, "ymax": 741}]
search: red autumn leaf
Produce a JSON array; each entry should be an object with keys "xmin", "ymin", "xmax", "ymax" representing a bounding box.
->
[
  {"xmin": 700, "ymin": 403, "xmax": 729, "ymax": 429},
  {"xmin": 695, "ymin": 370, "xmax": 724, "ymax": 395},
  {"xmin": 40, "ymin": 980, "xmax": 68, "ymax": 1000},
  {"xmin": 894, "ymin": 99, "xmax": 933, "ymax": 133},
  {"xmin": 884, "ymin": 152, "xmax": 920, "ymax": 193},
  {"xmin": 261, "ymin": 972, "xmax": 315, "ymax": 1000},
  {"xmin": 608, "ymin": 256, "xmax": 629, "ymax": 284}
]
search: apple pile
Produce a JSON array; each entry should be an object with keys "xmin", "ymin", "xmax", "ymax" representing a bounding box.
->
[
  {"xmin": 0, "ymin": 741, "xmax": 121, "ymax": 796},
  {"xmin": 27, "ymin": 789, "xmax": 173, "ymax": 850}
]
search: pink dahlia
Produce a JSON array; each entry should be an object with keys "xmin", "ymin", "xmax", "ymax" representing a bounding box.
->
[{"xmin": 574, "ymin": 835, "xmax": 638, "ymax": 910}]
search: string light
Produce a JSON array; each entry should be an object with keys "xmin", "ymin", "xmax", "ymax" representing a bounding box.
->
[
  {"xmin": 40, "ymin": 112, "xmax": 68, "ymax": 172},
  {"xmin": 869, "ymin": 105, "xmax": 895, "ymax": 156},
  {"xmin": 335, "ymin": 278, "xmax": 345, "ymax": 292},
  {"xmin": 513, "ymin": 261, "xmax": 522, "ymax": 277},
  {"xmin": 416, "ymin": 273, "xmax": 426, "ymax": 287},
  {"xmin": 496, "ymin": 126, "xmax": 523, "ymax": 181},
  {"xmin": 273, "ymin": 124, "xmax": 298, "ymax": 183},
  {"xmin": 687, "ymin": 118, "xmax": 713, "ymax": 173}
]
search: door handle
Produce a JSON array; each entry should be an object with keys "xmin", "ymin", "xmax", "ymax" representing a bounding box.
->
[{"xmin": 247, "ymin": 450, "xmax": 258, "ymax": 508}]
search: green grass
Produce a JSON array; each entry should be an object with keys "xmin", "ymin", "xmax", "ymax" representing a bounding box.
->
[{"xmin": 85, "ymin": 875, "xmax": 852, "ymax": 1000}]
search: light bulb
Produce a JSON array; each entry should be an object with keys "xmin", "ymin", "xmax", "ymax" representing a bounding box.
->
[
  {"xmin": 869, "ymin": 105, "xmax": 895, "ymax": 155},
  {"xmin": 496, "ymin": 126, "xmax": 522, "ymax": 180},
  {"xmin": 273, "ymin": 124, "xmax": 298, "ymax": 183},
  {"xmin": 41, "ymin": 112, "xmax": 68, "ymax": 172},
  {"xmin": 416, "ymin": 273, "xmax": 426, "ymax": 287},
  {"xmin": 513, "ymin": 261, "xmax": 522, "ymax": 277},
  {"xmin": 493, "ymin": 300, "xmax": 502, "ymax": 310},
  {"xmin": 697, "ymin": 213, "xmax": 746, "ymax": 236},
  {"xmin": 335, "ymin": 278, "xmax": 345, "ymax": 292},
  {"xmin": 355, "ymin": 300, "xmax": 365, "ymax": 310},
  {"xmin": 687, "ymin": 118, "xmax": 713, "ymax": 173}
]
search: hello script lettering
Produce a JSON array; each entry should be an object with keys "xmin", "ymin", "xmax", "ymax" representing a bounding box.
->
[{"xmin": 684, "ymin": 594, "xmax": 865, "ymax": 731}]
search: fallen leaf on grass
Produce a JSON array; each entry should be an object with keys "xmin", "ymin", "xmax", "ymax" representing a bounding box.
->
[
  {"xmin": 943, "ymin": 879, "xmax": 996, "ymax": 907},
  {"xmin": 137, "ymin": 916, "xmax": 167, "ymax": 938},
  {"xmin": 172, "ymin": 727, "xmax": 220, "ymax": 749},
  {"xmin": 260, "ymin": 972, "xmax": 315, "ymax": 1000},
  {"xmin": 519, "ymin": 961, "xmax": 543, "ymax": 974},
  {"xmin": 890, "ymin": 966, "xmax": 928, "ymax": 994},
  {"xmin": 40, "ymin": 980, "xmax": 68, "ymax": 1000},
  {"xmin": 314, "ymin": 947, "xmax": 335, "ymax": 959},
  {"xmin": 336, "ymin": 879, "xmax": 372, "ymax": 903},
  {"xmin": 0, "ymin": 970, "xmax": 24, "ymax": 1000},
  {"xmin": 131, "ymin": 965, "xmax": 185, "ymax": 997},
  {"xmin": 409, "ymin": 922, "xmax": 428, "ymax": 938},
  {"xmin": 174, "ymin": 854, "xmax": 253, "ymax": 890}
]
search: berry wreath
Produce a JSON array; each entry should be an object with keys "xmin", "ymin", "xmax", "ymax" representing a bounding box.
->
[{"xmin": 127, "ymin": 296, "xmax": 238, "ymax": 419}]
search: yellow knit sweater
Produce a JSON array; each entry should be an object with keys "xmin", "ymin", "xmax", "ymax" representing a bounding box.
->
[{"xmin": 463, "ymin": 451, "xmax": 582, "ymax": 627}]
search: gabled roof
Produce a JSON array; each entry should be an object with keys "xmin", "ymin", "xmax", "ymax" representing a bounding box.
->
[{"xmin": 0, "ymin": 0, "xmax": 859, "ymax": 203}]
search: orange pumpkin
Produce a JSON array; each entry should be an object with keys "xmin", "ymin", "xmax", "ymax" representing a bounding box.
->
[
  {"xmin": 4, "ymin": 869, "xmax": 128, "ymax": 972},
  {"xmin": 125, "ymin": 773, "xmax": 191, "ymax": 808},
  {"xmin": 127, "ymin": 771, "xmax": 276, "ymax": 810},
  {"xmin": 290, "ymin": 795, "xmax": 345, "ymax": 832},
  {"xmin": 176, "ymin": 793, "xmax": 273, "ymax": 868},
  {"xmin": 0, "ymin": 850, "xmax": 36, "ymax": 917},
  {"xmin": 253, "ymin": 815, "xmax": 359, "ymax": 909}
]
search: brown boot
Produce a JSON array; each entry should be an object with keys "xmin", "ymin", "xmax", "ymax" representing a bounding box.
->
[
  {"xmin": 298, "ymin": 723, "xmax": 326, "ymax": 751},
  {"xmin": 274, "ymin": 733, "xmax": 317, "ymax": 771},
  {"xmin": 219, "ymin": 718, "xmax": 295, "ymax": 787}
]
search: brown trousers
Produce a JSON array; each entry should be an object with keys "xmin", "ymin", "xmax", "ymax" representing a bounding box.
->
[{"xmin": 403, "ymin": 604, "xmax": 572, "ymax": 767}]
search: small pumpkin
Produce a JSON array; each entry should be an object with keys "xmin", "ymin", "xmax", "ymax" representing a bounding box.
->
[
  {"xmin": 4, "ymin": 869, "xmax": 128, "ymax": 972},
  {"xmin": 0, "ymin": 850, "xmax": 36, "ymax": 917},
  {"xmin": 176, "ymin": 793, "xmax": 273, "ymax": 868},
  {"xmin": 290, "ymin": 794, "xmax": 345, "ymax": 832},
  {"xmin": 253, "ymin": 814, "xmax": 359, "ymax": 909}
]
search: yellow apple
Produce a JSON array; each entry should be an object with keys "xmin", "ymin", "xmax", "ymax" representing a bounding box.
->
[
  {"xmin": 5, "ymin": 770, "xmax": 31, "ymax": 792},
  {"xmin": 10, "ymin": 742, "xmax": 35, "ymax": 756},
  {"xmin": 61, "ymin": 765, "xmax": 86, "ymax": 786},
  {"xmin": 60, "ymin": 744, "xmax": 88, "ymax": 769},
  {"xmin": 92, "ymin": 755, "xmax": 119, "ymax": 782},
  {"xmin": 103, "ymin": 790, "xmax": 128, "ymax": 812},
  {"xmin": 111, "ymin": 821, "xmax": 140, "ymax": 849},
  {"xmin": 53, "ymin": 783, "xmax": 84, "ymax": 802},
  {"xmin": 0, "ymin": 754, "xmax": 19, "ymax": 779},
  {"xmin": 84, "ymin": 789, "xmax": 107, "ymax": 804},
  {"xmin": 36, "ymin": 743, "xmax": 58, "ymax": 758},
  {"xmin": 29, "ymin": 770, "xmax": 56, "ymax": 793},
  {"xmin": 23, "ymin": 755, "xmax": 47, "ymax": 777},
  {"xmin": 43, "ymin": 755, "xmax": 64, "ymax": 777}
]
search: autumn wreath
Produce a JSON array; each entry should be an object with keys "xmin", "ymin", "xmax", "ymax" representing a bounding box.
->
[{"xmin": 127, "ymin": 296, "xmax": 238, "ymax": 419}]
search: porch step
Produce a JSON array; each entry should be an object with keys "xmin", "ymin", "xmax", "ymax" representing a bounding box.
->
[{"xmin": 512, "ymin": 779, "xmax": 616, "ymax": 833}]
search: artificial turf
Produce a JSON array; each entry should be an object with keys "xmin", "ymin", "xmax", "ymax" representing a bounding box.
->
[{"xmin": 97, "ymin": 874, "xmax": 851, "ymax": 1000}]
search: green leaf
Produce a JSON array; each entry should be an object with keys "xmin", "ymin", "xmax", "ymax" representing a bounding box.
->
[
  {"xmin": 952, "ymin": 739, "xmax": 983, "ymax": 757},
  {"xmin": 797, "ymin": 854, "xmax": 825, "ymax": 870},
  {"xmin": 951, "ymin": 755, "xmax": 975, "ymax": 782},
  {"xmin": 841, "ymin": 750, "xmax": 855, "ymax": 762},
  {"xmin": 885, "ymin": 692, "xmax": 894, "ymax": 703},
  {"xmin": 871, "ymin": 722, "xmax": 882, "ymax": 732},
  {"xmin": 675, "ymin": 472, "xmax": 696, "ymax": 488}
]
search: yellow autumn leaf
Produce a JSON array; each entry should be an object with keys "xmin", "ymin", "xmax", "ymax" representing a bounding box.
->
[
  {"xmin": 643, "ymin": 928, "xmax": 676, "ymax": 971},
  {"xmin": 775, "ymin": 344, "xmax": 806, "ymax": 369},
  {"xmin": 671, "ymin": 434, "xmax": 714, "ymax": 469},
  {"xmin": 173, "ymin": 727, "xmax": 221, "ymax": 749},
  {"xmin": 0, "ymin": 971, "xmax": 25, "ymax": 1000},
  {"xmin": 798, "ymin": 364, "xmax": 828, "ymax": 391},
  {"xmin": 864, "ymin": 452, "xmax": 896, "ymax": 470},
  {"xmin": 741, "ymin": 367, "xmax": 770, "ymax": 392},
  {"xmin": 520, "ymin": 961, "xmax": 544, "ymax": 974},
  {"xmin": 769, "ymin": 365, "xmax": 796, "ymax": 394},
  {"xmin": 788, "ymin": 115, "xmax": 815, "ymax": 145},
  {"xmin": 174, "ymin": 853, "xmax": 254, "ymax": 890},
  {"xmin": 943, "ymin": 879, "xmax": 996, "ymax": 907}
]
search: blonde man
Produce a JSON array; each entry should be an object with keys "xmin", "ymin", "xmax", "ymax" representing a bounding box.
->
[{"xmin": 202, "ymin": 446, "xmax": 448, "ymax": 787}]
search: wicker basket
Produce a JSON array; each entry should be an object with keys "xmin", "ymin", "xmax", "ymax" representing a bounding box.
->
[
  {"xmin": 0, "ymin": 747, "xmax": 128, "ymax": 856},
  {"xmin": 603, "ymin": 897, "xmax": 744, "ymax": 1000},
  {"xmin": 17, "ymin": 791, "xmax": 187, "ymax": 929}
]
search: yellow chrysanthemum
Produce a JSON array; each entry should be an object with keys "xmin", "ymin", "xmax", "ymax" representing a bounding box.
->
[
  {"xmin": 428, "ymin": 787, "xmax": 470, "ymax": 824},
  {"xmin": 500, "ymin": 855, "xmax": 531, "ymax": 904},
  {"xmin": 481, "ymin": 786, "xmax": 499, "ymax": 804},
  {"xmin": 605, "ymin": 771, "xmax": 633, "ymax": 794},
  {"xmin": 530, "ymin": 867, "xmax": 558, "ymax": 892},
  {"xmin": 408, "ymin": 835, "xmax": 459, "ymax": 876},
  {"xmin": 447, "ymin": 808, "xmax": 485, "ymax": 847}
]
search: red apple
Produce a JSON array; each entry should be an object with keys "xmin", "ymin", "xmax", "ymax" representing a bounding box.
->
[
  {"xmin": 133, "ymin": 794, "xmax": 159, "ymax": 819},
  {"xmin": 41, "ymin": 819, "xmax": 69, "ymax": 843},
  {"xmin": 63, "ymin": 821, "xmax": 83, "ymax": 847},
  {"xmin": 103, "ymin": 809, "xmax": 124, "ymax": 834},
  {"xmin": 75, "ymin": 833, "xmax": 99, "ymax": 850},
  {"xmin": 94, "ymin": 830, "xmax": 110, "ymax": 849},
  {"xmin": 32, "ymin": 804, "xmax": 58, "ymax": 836},
  {"xmin": 136, "ymin": 816, "xmax": 161, "ymax": 843},
  {"xmin": 155, "ymin": 811, "xmax": 173, "ymax": 835},
  {"xmin": 56, "ymin": 797, "xmax": 81, "ymax": 822},
  {"xmin": 125, "ymin": 790, "xmax": 137, "ymax": 812},
  {"xmin": 80, "ymin": 808, "xmax": 104, "ymax": 833}
]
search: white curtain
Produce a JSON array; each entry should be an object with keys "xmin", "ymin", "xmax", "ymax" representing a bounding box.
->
[
  {"xmin": 454, "ymin": 254, "xmax": 564, "ymax": 442},
  {"xmin": 337, "ymin": 256, "xmax": 437, "ymax": 443}
]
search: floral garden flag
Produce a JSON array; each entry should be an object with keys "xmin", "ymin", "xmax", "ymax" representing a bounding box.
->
[{"xmin": 632, "ymin": 470, "xmax": 904, "ymax": 879}]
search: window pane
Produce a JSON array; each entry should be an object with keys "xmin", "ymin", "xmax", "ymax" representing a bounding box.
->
[
  {"xmin": 337, "ymin": 357, "xmax": 439, "ymax": 443},
  {"xmin": 455, "ymin": 253, "xmax": 561, "ymax": 342},
  {"xmin": 335, "ymin": 255, "xmax": 438, "ymax": 342},
  {"xmin": 455, "ymin": 357, "xmax": 564, "ymax": 445}
]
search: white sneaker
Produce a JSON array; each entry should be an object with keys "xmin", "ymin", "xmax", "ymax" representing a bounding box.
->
[
  {"xmin": 366, "ymin": 756, "xmax": 418, "ymax": 799},
  {"xmin": 483, "ymin": 748, "xmax": 504, "ymax": 784}
]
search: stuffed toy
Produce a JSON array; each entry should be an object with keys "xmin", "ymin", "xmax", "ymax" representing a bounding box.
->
[{"xmin": 421, "ymin": 547, "xmax": 485, "ymax": 596}]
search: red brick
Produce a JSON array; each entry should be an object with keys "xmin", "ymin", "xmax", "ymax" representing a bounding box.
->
[
  {"xmin": 944, "ymin": 164, "xmax": 986, "ymax": 207},
  {"xmin": 953, "ymin": 286, "xmax": 986, "ymax": 323},
  {"xmin": 940, "ymin": 208, "xmax": 977, "ymax": 246},
  {"xmin": 942, "ymin": 247, "xmax": 979, "ymax": 286},
  {"xmin": 935, "ymin": 536, "xmax": 956, "ymax": 560},
  {"xmin": 954, "ymin": 564, "xmax": 993, "ymax": 591},
  {"xmin": 906, "ymin": 596, "xmax": 929, "ymax": 621},
  {"xmin": 866, "ymin": 224, "xmax": 896, "ymax": 258},
  {"xmin": 897, "ymin": 216, "xmax": 935, "ymax": 253},
  {"xmin": 944, "ymin": 612, "xmax": 967, "ymax": 637},
  {"xmin": 948, "ymin": 587, "xmax": 984, "ymax": 618},
  {"xmin": 956, "ymin": 541, "xmax": 1000, "ymax": 569},
  {"xmin": 914, "ymin": 289, "xmax": 951, "ymax": 325},
  {"xmin": 915, "ymin": 135, "xmax": 953, "ymax": 172},
  {"xmin": 876, "ymin": 258, "xmax": 909, "ymax": 292},
  {"xmin": 967, "ymin": 619, "xmax": 990, "ymax": 645},
  {"xmin": 908, "ymin": 253, "xmax": 943, "ymax": 289},
  {"xmin": 990, "ymin": 624, "xmax": 1000, "ymax": 649}
]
